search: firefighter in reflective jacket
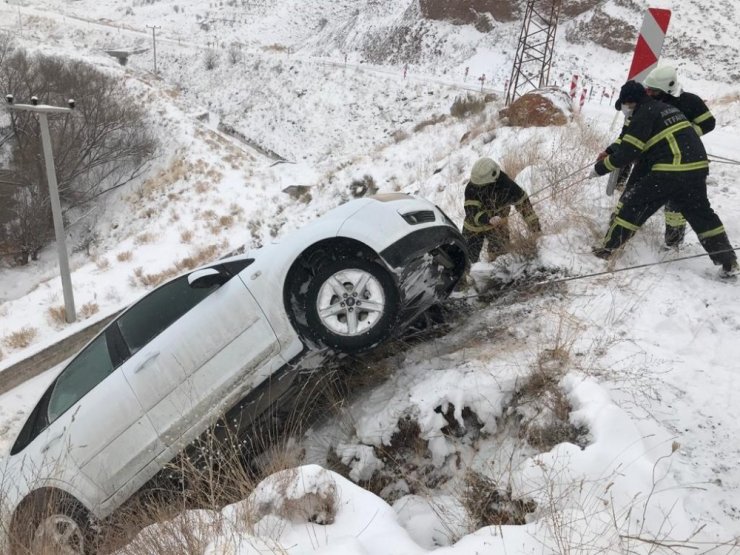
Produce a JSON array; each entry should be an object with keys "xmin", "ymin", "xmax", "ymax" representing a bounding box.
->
[
  {"xmin": 591, "ymin": 80, "xmax": 738, "ymax": 277},
  {"xmin": 462, "ymin": 157, "xmax": 541, "ymax": 263},
  {"xmin": 643, "ymin": 65, "xmax": 716, "ymax": 248}
]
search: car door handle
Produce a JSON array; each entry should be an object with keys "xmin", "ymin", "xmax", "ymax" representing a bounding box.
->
[
  {"xmin": 41, "ymin": 430, "xmax": 65, "ymax": 453},
  {"xmin": 134, "ymin": 351, "xmax": 160, "ymax": 374}
]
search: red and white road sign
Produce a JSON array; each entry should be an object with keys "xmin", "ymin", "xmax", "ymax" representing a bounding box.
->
[
  {"xmin": 627, "ymin": 8, "xmax": 672, "ymax": 83},
  {"xmin": 606, "ymin": 8, "xmax": 672, "ymax": 196}
]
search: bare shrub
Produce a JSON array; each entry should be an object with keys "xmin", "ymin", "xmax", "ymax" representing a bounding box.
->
[
  {"xmin": 194, "ymin": 180, "xmax": 211, "ymax": 194},
  {"xmin": 47, "ymin": 305, "xmax": 66, "ymax": 326},
  {"xmin": 94, "ymin": 256, "xmax": 110, "ymax": 271},
  {"xmin": 227, "ymin": 43, "xmax": 242, "ymax": 65},
  {"xmin": 498, "ymin": 141, "xmax": 541, "ymax": 180},
  {"xmin": 117, "ymin": 250, "xmax": 133, "ymax": 262},
  {"xmin": 180, "ymin": 229, "xmax": 193, "ymax": 243},
  {"xmin": 413, "ymin": 113, "xmax": 447, "ymax": 133},
  {"xmin": 2, "ymin": 326, "xmax": 37, "ymax": 349},
  {"xmin": 462, "ymin": 471, "xmax": 536, "ymax": 527},
  {"xmin": 204, "ymin": 49, "xmax": 219, "ymax": 70},
  {"xmin": 473, "ymin": 12, "xmax": 494, "ymax": 33},
  {"xmin": 391, "ymin": 129, "xmax": 409, "ymax": 143},
  {"xmin": 0, "ymin": 48, "xmax": 156, "ymax": 264},
  {"xmin": 450, "ymin": 93, "xmax": 487, "ymax": 119},
  {"xmin": 349, "ymin": 175, "xmax": 378, "ymax": 198},
  {"xmin": 79, "ymin": 302, "xmax": 99, "ymax": 319},
  {"xmin": 130, "ymin": 245, "xmax": 220, "ymax": 288},
  {"xmin": 506, "ymin": 342, "xmax": 589, "ymax": 452},
  {"xmin": 263, "ymin": 43, "xmax": 289, "ymax": 52},
  {"xmin": 134, "ymin": 232, "xmax": 154, "ymax": 245}
]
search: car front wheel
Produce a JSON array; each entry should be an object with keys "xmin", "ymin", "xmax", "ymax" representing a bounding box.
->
[
  {"xmin": 11, "ymin": 494, "xmax": 93, "ymax": 555},
  {"xmin": 304, "ymin": 258, "xmax": 399, "ymax": 353}
]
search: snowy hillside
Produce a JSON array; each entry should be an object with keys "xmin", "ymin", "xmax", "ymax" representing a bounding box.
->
[{"xmin": 1, "ymin": 0, "xmax": 740, "ymax": 552}]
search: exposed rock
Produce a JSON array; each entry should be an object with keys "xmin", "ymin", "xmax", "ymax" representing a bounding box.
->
[
  {"xmin": 499, "ymin": 88, "xmax": 572, "ymax": 127},
  {"xmin": 419, "ymin": 0, "xmax": 518, "ymax": 23}
]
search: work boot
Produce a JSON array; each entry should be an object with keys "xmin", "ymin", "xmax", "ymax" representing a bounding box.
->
[
  {"xmin": 664, "ymin": 225, "xmax": 685, "ymax": 249},
  {"xmin": 719, "ymin": 260, "xmax": 739, "ymax": 279},
  {"xmin": 591, "ymin": 246, "xmax": 613, "ymax": 260}
]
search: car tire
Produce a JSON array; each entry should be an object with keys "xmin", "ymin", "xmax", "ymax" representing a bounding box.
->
[
  {"xmin": 12, "ymin": 493, "xmax": 94, "ymax": 555},
  {"xmin": 304, "ymin": 257, "xmax": 399, "ymax": 353}
]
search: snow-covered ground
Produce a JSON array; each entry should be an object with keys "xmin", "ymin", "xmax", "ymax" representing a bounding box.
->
[{"xmin": 1, "ymin": 0, "xmax": 740, "ymax": 552}]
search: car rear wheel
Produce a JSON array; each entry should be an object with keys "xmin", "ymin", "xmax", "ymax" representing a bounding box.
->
[{"xmin": 304, "ymin": 258, "xmax": 399, "ymax": 353}]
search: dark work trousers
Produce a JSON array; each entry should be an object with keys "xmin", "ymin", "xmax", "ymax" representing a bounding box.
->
[
  {"xmin": 619, "ymin": 164, "xmax": 686, "ymax": 247},
  {"xmin": 462, "ymin": 226, "xmax": 511, "ymax": 263},
  {"xmin": 603, "ymin": 170, "xmax": 736, "ymax": 266}
]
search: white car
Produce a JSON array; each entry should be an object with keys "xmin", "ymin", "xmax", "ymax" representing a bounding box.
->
[{"xmin": 0, "ymin": 193, "xmax": 467, "ymax": 554}]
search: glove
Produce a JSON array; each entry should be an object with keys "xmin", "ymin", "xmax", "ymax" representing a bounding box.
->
[{"xmin": 588, "ymin": 167, "xmax": 600, "ymax": 178}]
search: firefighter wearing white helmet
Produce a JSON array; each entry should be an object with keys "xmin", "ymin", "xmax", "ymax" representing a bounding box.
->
[
  {"xmin": 462, "ymin": 157, "xmax": 541, "ymax": 263},
  {"xmin": 643, "ymin": 65, "xmax": 716, "ymax": 249}
]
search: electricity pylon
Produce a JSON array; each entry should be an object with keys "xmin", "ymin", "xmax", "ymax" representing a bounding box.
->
[{"xmin": 505, "ymin": 0, "xmax": 562, "ymax": 106}]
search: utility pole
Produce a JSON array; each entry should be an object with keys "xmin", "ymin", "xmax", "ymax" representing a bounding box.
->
[
  {"xmin": 146, "ymin": 24, "xmax": 161, "ymax": 74},
  {"xmin": 4, "ymin": 95, "xmax": 77, "ymax": 323}
]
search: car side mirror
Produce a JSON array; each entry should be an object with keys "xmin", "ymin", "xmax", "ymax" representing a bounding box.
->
[{"xmin": 188, "ymin": 267, "xmax": 228, "ymax": 289}]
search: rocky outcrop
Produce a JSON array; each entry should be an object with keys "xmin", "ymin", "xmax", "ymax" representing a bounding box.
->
[{"xmin": 419, "ymin": 0, "xmax": 518, "ymax": 23}]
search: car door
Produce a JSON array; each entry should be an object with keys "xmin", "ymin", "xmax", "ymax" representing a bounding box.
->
[
  {"xmin": 116, "ymin": 263, "xmax": 279, "ymax": 446},
  {"xmin": 11, "ymin": 331, "xmax": 165, "ymax": 500}
]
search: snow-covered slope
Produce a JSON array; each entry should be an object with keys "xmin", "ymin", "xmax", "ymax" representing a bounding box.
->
[{"xmin": 1, "ymin": 0, "xmax": 740, "ymax": 552}]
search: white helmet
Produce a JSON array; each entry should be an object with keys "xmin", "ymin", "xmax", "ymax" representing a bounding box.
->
[
  {"xmin": 644, "ymin": 65, "xmax": 682, "ymax": 96},
  {"xmin": 470, "ymin": 157, "xmax": 501, "ymax": 185}
]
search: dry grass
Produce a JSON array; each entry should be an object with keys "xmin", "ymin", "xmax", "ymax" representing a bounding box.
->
[
  {"xmin": 262, "ymin": 43, "xmax": 289, "ymax": 52},
  {"xmin": 47, "ymin": 305, "xmax": 67, "ymax": 326},
  {"xmin": 194, "ymin": 180, "xmax": 212, "ymax": 194},
  {"xmin": 129, "ymin": 245, "xmax": 220, "ymax": 288},
  {"xmin": 180, "ymin": 230, "xmax": 194, "ymax": 244},
  {"xmin": 498, "ymin": 140, "xmax": 542, "ymax": 180},
  {"xmin": 413, "ymin": 113, "xmax": 447, "ymax": 133},
  {"xmin": 2, "ymin": 326, "xmax": 38, "ymax": 350},
  {"xmin": 450, "ymin": 92, "xmax": 487, "ymax": 119},
  {"xmin": 117, "ymin": 250, "xmax": 134, "ymax": 262},
  {"xmin": 134, "ymin": 232, "xmax": 155, "ymax": 246},
  {"xmin": 94, "ymin": 256, "xmax": 110, "ymax": 271},
  {"xmin": 79, "ymin": 302, "xmax": 100, "ymax": 320},
  {"xmin": 462, "ymin": 471, "xmax": 536, "ymax": 527}
]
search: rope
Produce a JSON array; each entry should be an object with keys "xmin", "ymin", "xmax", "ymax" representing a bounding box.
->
[
  {"xmin": 709, "ymin": 155, "xmax": 740, "ymax": 166},
  {"xmin": 708, "ymin": 152, "xmax": 740, "ymax": 164},
  {"xmin": 457, "ymin": 247, "xmax": 739, "ymax": 301},
  {"xmin": 528, "ymin": 162, "xmax": 593, "ymax": 198},
  {"xmin": 534, "ymin": 247, "xmax": 739, "ymax": 286},
  {"xmin": 530, "ymin": 173, "xmax": 594, "ymax": 206}
]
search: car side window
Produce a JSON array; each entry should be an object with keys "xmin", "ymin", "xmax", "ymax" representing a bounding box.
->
[
  {"xmin": 116, "ymin": 274, "xmax": 220, "ymax": 355},
  {"xmin": 47, "ymin": 334, "xmax": 114, "ymax": 423}
]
